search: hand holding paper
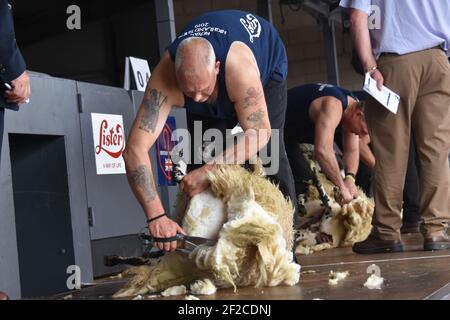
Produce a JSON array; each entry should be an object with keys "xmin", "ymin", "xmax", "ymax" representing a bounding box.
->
[{"xmin": 363, "ymin": 73, "xmax": 400, "ymax": 114}]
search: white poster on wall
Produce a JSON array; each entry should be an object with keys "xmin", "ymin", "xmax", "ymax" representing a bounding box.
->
[{"xmin": 91, "ymin": 113, "xmax": 126, "ymax": 175}]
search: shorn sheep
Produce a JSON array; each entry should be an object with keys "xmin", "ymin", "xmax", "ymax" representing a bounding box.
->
[
  {"xmin": 295, "ymin": 144, "xmax": 374, "ymax": 255},
  {"xmin": 114, "ymin": 161, "xmax": 300, "ymax": 298}
]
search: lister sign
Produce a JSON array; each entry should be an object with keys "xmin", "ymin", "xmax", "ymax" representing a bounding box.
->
[{"xmin": 91, "ymin": 113, "xmax": 126, "ymax": 175}]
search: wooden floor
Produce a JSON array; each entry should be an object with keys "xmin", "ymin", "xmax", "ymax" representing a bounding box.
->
[{"xmin": 51, "ymin": 233, "xmax": 450, "ymax": 300}]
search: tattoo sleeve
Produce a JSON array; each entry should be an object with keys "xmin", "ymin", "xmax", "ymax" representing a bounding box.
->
[
  {"xmin": 139, "ymin": 89, "xmax": 167, "ymax": 133},
  {"xmin": 127, "ymin": 165, "xmax": 157, "ymax": 202},
  {"xmin": 243, "ymin": 87, "xmax": 263, "ymax": 109}
]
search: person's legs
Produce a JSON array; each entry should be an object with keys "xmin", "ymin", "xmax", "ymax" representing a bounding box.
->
[
  {"xmin": 356, "ymin": 161, "xmax": 373, "ymax": 196},
  {"xmin": 263, "ymin": 80, "xmax": 299, "ymax": 263},
  {"xmin": 401, "ymin": 136, "xmax": 421, "ymax": 233},
  {"xmin": 353, "ymin": 52, "xmax": 423, "ymax": 254},
  {"xmin": 364, "ymin": 55, "xmax": 418, "ymax": 241},
  {"xmin": 284, "ymin": 132, "xmax": 313, "ymax": 198},
  {"xmin": 262, "ymin": 80, "xmax": 297, "ymax": 213},
  {"xmin": 412, "ymin": 49, "xmax": 450, "ymax": 243}
]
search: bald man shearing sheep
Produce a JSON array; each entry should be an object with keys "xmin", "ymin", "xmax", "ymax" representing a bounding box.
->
[{"xmin": 123, "ymin": 10, "xmax": 297, "ymax": 252}]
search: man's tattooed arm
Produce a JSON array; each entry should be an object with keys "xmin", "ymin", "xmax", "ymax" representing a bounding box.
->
[
  {"xmin": 215, "ymin": 85, "xmax": 267, "ymax": 164},
  {"xmin": 139, "ymin": 89, "xmax": 168, "ymax": 133},
  {"xmin": 243, "ymin": 87, "xmax": 263, "ymax": 109},
  {"xmin": 246, "ymin": 108, "xmax": 265, "ymax": 130},
  {"xmin": 127, "ymin": 165, "xmax": 157, "ymax": 202}
]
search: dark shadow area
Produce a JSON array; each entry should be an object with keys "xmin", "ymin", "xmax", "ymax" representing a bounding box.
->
[
  {"xmin": 12, "ymin": 0, "xmax": 159, "ymax": 87},
  {"xmin": 9, "ymin": 133, "xmax": 75, "ymax": 298}
]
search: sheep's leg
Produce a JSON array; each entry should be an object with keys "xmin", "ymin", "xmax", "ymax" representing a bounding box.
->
[{"xmin": 113, "ymin": 252, "xmax": 202, "ymax": 298}]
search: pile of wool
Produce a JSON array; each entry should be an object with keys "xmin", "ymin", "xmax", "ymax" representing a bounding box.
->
[
  {"xmin": 328, "ymin": 270, "xmax": 349, "ymax": 286},
  {"xmin": 295, "ymin": 144, "xmax": 374, "ymax": 255},
  {"xmin": 114, "ymin": 162, "xmax": 300, "ymax": 298},
  {"xmin": 161, "ymin": 285, "xmax": 187, "ymax": 297},
  {"xmin": 190, "ymin": 279, "xmax": 217, "ymax": 296},
  {"xmin": 364, "ymin": 273, "xmax": 384, "ymax": 290}
]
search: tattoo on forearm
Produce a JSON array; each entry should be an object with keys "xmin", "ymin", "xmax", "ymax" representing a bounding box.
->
[
  {"xmin": 139, "ymin": 89, "xmax": 167, "ymax": 133},
  {"xmin": 243, "ymin": 87, "xmax": 263, "ymax": 109},
  {"xmin": 247, "ymin": 108, "xmax": 265, "ymax": 129},
  {"xmin": 128, "ymin": 165, "xmax": 157, "ymax": 202}
]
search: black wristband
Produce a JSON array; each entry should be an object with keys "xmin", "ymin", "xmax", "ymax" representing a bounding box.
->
[
  {"xmin": 146, "ymin": 213, "xmax": 166, "ymax": 224},
  {"xmin": 345, "ymin": 172, "xmax": 356, "ymax": 179},
  {"xmin": 152, "ymin": 235, "xmax": 179, "ymax": 243}
]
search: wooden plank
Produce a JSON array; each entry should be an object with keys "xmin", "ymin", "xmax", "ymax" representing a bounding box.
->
[{"xmin": 45, "ymin": 233, "xmax": 450, "ymax": 300}]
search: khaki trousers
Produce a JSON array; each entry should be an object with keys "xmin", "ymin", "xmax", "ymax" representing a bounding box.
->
[{"xmin": 366, "ymin": 47, "xmax": 450, "ymax": 240}]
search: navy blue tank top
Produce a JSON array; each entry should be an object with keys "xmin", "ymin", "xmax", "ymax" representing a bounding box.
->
[
  {"xmin": 167, "ymin": 10, "xmax": 288, "ymax": 120},
  {"xmin": 285, "ymin": 83, "xmax": 366, "ymax": 144}
]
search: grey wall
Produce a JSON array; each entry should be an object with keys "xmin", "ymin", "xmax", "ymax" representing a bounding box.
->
[
  {"xmin": 0, "ymin": 73, "xmax": 188, "ymax": 298},
  {"xmin": 0, "ymin": 73, "xmax": 93, "ymax": 299},
  {"xmin": 77, "ymin": 82, "xmax": 144, "ymax": 241}
]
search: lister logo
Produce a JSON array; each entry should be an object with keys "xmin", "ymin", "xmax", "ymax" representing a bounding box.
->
[
  {"xmin": 91, "ymin": 113, "xmax": 127, "ymax": 175},
  {"xmin": 95, "ymin": 119, "xmax": 125, "ymax": 158}
]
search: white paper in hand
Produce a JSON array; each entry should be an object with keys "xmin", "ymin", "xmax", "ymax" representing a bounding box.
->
[{"xmin": 363, "ymin": 73, "xmax": 400, "ymax": 114}]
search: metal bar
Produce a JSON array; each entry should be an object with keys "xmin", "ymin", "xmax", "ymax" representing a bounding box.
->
[
  {"xmin": 155, "ymin": 0, "xmax": 176, "ymax": 58},
  {"xmin": 321, "ymin": 18, "xmax": 340, "ymax": 86},
  {"xmin": 257, "ymin": 0, "xmax": 273, "ymax": 24}
]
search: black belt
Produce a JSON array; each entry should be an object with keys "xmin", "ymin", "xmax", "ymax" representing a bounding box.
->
[
  {"xmin": 379, "ymin": 52, "xmax": 398, "ymax": 57},
  {"xmin": 380, "ymin": 46, "xmax": 444, "ymax": 57}
]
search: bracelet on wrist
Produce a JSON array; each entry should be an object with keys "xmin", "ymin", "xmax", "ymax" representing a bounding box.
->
[
  {"xmin": 146, "ymin": 213, "xmax": 166, "ymax": 224},
  {"xmin": 345, "ymin": 173, "xmax": 356, "ymax": 183},
  {"xmin": 365, "ymin": 66, "xmax": 378, "ymax": 74}
]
